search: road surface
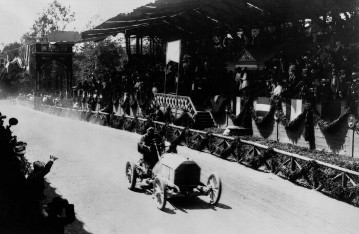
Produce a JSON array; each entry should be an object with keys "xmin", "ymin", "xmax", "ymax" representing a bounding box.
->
[{"xmin": 2, "ymin": 102, "xmax": 359, "ymax": 234}]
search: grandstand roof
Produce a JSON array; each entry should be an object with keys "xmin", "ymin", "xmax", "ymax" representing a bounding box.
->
[{"xmin": 81, "ymin": 0, "xmax": 358, "ymax": 41}]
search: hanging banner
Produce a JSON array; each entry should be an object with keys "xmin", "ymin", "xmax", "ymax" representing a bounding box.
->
[{"xmin": 166, "ymin": 40, "xmax": 181, "ymax": 64}]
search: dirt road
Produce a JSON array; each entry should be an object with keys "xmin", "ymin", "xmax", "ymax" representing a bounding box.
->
[{"xmin": 2, "ymin": 102, "xmax": 359, "ymax": 234}]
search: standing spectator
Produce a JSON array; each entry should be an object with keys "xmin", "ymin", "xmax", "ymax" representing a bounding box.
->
[
  {"xmin": 234, "ymin": 67, "xmax": 242, "ymax": 90},
  {"xmin": 121, "ymin": 92, "xmax": 131, "ymax": 115},
  {"xmin": 239, "ymin": 67, "xmax": 249, "ymax": 90},
  {"xmin": 81, "ymin": 92, "xmax": 87, "ymax": 110},
  {"xmin": 330, "ymin": 69, "xmax": 339, "ymax": 99},
  {"xmin": 288, "ymin": 63, "xmax": 297, "ymax": 83},
  {"xmin": 278, "ymin": 57, "xmax": 288, "ymax": 81},
  {"xmin": 26, "ymin": 155, "xmax": 58, "ymax": 228},
  {"xmin": 338, "ymin": 70, "xmax": 348, "ymax": 99},
  {"xmin": 332, "ymin": 41, "xmax": 343, "ymax": 68}
]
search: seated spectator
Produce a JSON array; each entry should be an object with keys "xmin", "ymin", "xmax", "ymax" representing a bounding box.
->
[{"xmin": 271, "ymin": 80, "xmax": 283, "ymax": 97}]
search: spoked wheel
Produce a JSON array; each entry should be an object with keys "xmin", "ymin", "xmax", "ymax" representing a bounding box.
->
[
  {"xmin": 206, "ymin": 173, "xmax": 222, "ymax": 205},
  {"xmin": 126, "ymin": 162, "xmax": 137, "ymax": 190},
  {"xmin": 153, "ymin": 177, "xmax": 167, "ymax": 210}
]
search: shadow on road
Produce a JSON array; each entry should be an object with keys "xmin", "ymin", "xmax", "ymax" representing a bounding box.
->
[
  {"xmin": 132, "ymin": 185, "xmax": 232, "ymax": 214},
  {"xmin": 168, "ymin": 197, "xmax": 232, "ymax": 213},
  {"xmin": 0, "ymin": 181, "xmax": 93, "ymax": 234},
  {"xmin": 43, "ymin": 181, "xmax": 93, "ymax": 234}
]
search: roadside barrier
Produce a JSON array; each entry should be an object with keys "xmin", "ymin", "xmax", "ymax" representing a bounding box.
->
[{"xmin": 24, "ymin": 103, "xmax": 359, "ymax": 206}]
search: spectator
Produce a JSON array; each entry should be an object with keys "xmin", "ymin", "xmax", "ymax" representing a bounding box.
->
[
  {"xmin": 330, "ymin": 69, "xmax": 339, "ymax": 99},
  {"xmin": 239, "ymin": 67, "xmax": 249, "ymax": 90},
  {"xmin": 26, "ymin": 155, "xmax": 58, "ymax": 227},
  {"xmin": 271, "ymin": 80, "xmax": 283, "ymax": 97}
]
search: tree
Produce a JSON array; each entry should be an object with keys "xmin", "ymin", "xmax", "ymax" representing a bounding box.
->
[
  {"xmin": 21, "ymin": 0, "xmax": 75, "ymax": 44},
  {"xmin": 73, "ymin": 36, "xmax": 126, "ymax": 84},
  {"xmin": 73, "ymin": 41, "xmax": 97, "ymax": 82},
  {"xmin": 93, "ymin": 38, "xmax": 126, "ymax": 80},
  {"xmin": 2, "ymin": 42, "xmax": 22, "ymax": 60},
  {"xmin": 0, "ymin": 0, "xmax": 76, "ymax": 97}
]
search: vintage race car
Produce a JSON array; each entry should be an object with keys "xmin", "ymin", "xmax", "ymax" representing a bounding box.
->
[{"xmin": 125, "ymin": 147, "xmax": 222, "ymax": 210}]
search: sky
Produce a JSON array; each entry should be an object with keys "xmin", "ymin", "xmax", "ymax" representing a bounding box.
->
[{"xmin": 0, "ymin": 0, "xmax": 153, "ymax": 47}]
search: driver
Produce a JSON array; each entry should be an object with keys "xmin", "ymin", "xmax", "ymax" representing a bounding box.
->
[{"xmin": 138, "ymin": 127, "xmax": 164, "ymax": 169}]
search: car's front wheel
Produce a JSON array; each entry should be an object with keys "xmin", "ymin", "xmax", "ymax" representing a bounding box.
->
[
  {"xmin": 153, "ymin": 177, "xmax": 167, "ymax": 210},
  {"xmin": 126, "ymin": 161, "xmax": 137, "ymax": 190},
  {"xmin": 206, "ymin": 173, "xmax": 222, "ymax": 205}
]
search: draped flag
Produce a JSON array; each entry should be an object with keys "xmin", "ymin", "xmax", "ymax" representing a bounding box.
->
[
  {"xmin": 25, "ymin": 45, "xmax": 31, "ymax": 73},
  {"xmin": 166, "ymin": 40, "xmax": 181, "ymax": 64},
  {"xmin": 254, "ymin": 97, "xmax": 292, "ymax": 119}
]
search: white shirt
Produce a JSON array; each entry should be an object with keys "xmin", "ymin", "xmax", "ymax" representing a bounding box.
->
[{"xmin": 272, "ymin": 85, "xmax": 283, "ymax": 96}]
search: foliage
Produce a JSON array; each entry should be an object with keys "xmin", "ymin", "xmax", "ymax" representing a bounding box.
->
[
  {"xmin": 21, "ymin": 0, "xmax": 75, "ymax": 44},
  {"xmin": 73, "ymin": 42, "xmax": 97, "ymax": 82},
  {"xmin": 241, "ymin": 135, "xmax": 359, "ymax": 172},
  {"xmin": 73, "ymin": 38, "xmax": 126, "ymax": 84},
  {"xmin": 0, "ymin": 63, "xmax": 27, "ymax": 96},
  {"xmin": 2, "ymin": 42, "xmax": 22, "ymax": 60},
  {"xmin": 194, "ymin": 132, "xmax": 212, "ymax": 151},
  {"xmin": 219, "ymin": 137, "xmax": 242, "ymax": 159},
  {"xmin": 247, "ymin": 147, "xmax": 276, "ymax": 170},
  {"xmin": 1, "ymin": 1, "xmax": 76, "ymax": 96}
]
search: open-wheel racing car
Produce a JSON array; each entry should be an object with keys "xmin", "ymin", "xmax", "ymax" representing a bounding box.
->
[{"xmin": 125, "ymin": 140, "xmax": 222, "ymax": 210}]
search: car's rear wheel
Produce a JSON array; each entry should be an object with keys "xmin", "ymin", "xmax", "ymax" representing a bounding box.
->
[
  {"xmin": 206, "ymin": 173, "xmax": 222, "ymax": 205},
  {"xmin": 126, "ymin": 161, "xmax": 137, "ymax": 190},
  {"xmin": 153, "ymin": 177, "xmax": 167, "ymax": 210}
]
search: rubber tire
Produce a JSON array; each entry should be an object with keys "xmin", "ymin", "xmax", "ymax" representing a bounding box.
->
[
  {"xmin": 126, "ymin": 161, "xmax": 137, "ymax": 190},
  {"xmin": 207, "ymin": 173, "xmax": 222, "ymax": 205},
  {"xmin": 153, "ymin": 177, "xmax": 167, "ymax": 210}
]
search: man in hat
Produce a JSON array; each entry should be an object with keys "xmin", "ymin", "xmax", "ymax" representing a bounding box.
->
[
  {"xmin": 27, "ymin": 155, "xmax": 58, "ymax": 200},
  {"xmin": 26, "ymin": 155, "xmax": 58, "ymax": 228},
  {"xmin": 138, "ymin": 127, "xmax": 164, "ymax": 170}
]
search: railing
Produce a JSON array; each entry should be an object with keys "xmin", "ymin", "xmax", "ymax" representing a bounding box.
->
[
  {"xmin": 32, "ymin": 103, "xmax": 359, "ymax": 206},
  {"xmin": 154, "ymin": 93, "xmax": 197, "ymax": 117}
]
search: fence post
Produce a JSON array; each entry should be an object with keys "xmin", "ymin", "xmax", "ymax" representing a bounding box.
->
[
  {"xmin": 270, "ymin": 153, "xmax": 276, "ymax": 173},
  {"xmin": 342, "ymin": 172, "xmax": 347, "ymax": 187},
  {"xmin": 253, "ymin": 147, "xmax": 258, "ymax": 157},
  {"xmin": 290, "ymin": 157, "xmax": 296, "ymax": 171},
  {"xmin": 352, "ymin": 128, "xmax": 355, "ymax": 158}
]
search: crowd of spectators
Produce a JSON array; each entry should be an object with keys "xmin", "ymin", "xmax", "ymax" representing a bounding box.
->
[
  {"xmin": 15, "ymin": 12, "xmax": 359, "ymax": 121},
  {"xmin": 253, "ymin": 42, "xmax": 359, "ymax": 107},
  {"xmin": 0, "ymin": 112, "xmax": 75, "ymax": 233},
  {"xmin": 231, "ymin": 12, "xmax": 359, "ymax": 106}
]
